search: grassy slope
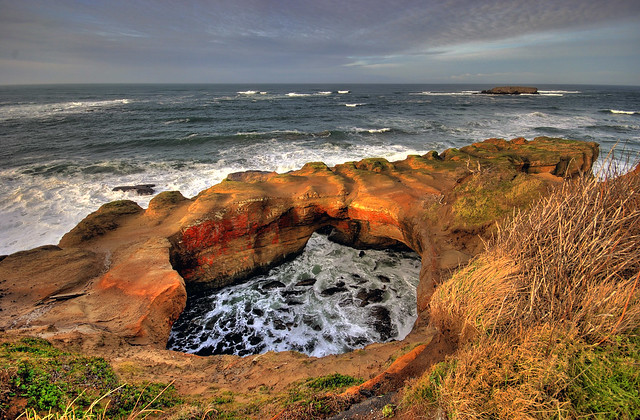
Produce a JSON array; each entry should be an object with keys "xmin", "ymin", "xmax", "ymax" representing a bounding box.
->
[{"xmin": 403, "ymin": 168, "xmax": 640, "ymax": 419}]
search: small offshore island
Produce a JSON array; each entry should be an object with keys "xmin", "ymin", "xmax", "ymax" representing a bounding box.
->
[
  {"xmin": 480, "ymin": 86, "xmax": 539, "ymax": 94},
  {"xmin": 1, "ymin": 136, "xmax": 639, "ymax": 419}
]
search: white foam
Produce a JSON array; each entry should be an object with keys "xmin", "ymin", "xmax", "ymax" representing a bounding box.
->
[
  {"xmin": 345, "ymin": 103, "xmax": 365, "ymax": 107},
  {"xmin": 610, "ymin": 109, "xmax": 639, "ymax": 115},
  {"xmin": 0, "ymin": 99, "xmax": 131, "ymax": 121},
  {"xmin": 353, "ymin": 127, "xmax": 391, "ymax": 134},
  {"xmin": 235, "ymin": 129, "xmax": 303, "ymax": 137},
  {"xmin": 237, "ymin": 90, "xmax": 258, "ymax": 95},
  {"xmin": 338, "ymin": 90, "xmax": 350, "ymax": 94},
  {"xmin": 286, "ymin": 92, "xmax": 313, "ymax": 97},
  {"xmin": 539, "ymin": 90, "xmax": 581, "ymax": 94},
  {"xmin": 168, "ymin": 233, "xmax": 421, "ymax": 357},
  {"xmin": 411, "ymin": 91, "xmax": 476, "ymax": 96},
  {"xmin": 163, "ymin": 118, "xmax": 190, "ymax": 125}
]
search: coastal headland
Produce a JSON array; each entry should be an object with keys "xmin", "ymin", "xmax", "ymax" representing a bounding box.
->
[{"xmin": 0, "ymin": 137, "xmax": 601, "ymax": 417}]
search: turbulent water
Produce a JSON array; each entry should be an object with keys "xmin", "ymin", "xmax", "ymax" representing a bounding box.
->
[
  {"xmin": 168, "ymin": 233, "xmax": 421, "ymax": 357},
  {"xmin": 2, "ymin": 84, "xmax": 639, "ymax": 356}
]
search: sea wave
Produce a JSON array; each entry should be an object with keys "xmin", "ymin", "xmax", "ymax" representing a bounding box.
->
[
  {"xmin": 411, "ymin": 91, "xmax": 477, "ymax": 96},
  {"xmin": 163, "ymin": 118, "xmax": 191, "ymax": 125},
  {"xmin": 0, "ymin": 99, "xmax": 131, "ymax": 121},
  {"xmin": 345, "ymin": 103, "xmax": 366, "ymax": 107},
  {"xmin": 607, "ymin": 109, "xmax": 640, "ymax": 115},
  {"xmin": 353, "ymin": 127, "xmax": 392, "ymax": 134},
  {"xmin": 538, "ymin": 90, "xmax": 581, "ymax": 94}
]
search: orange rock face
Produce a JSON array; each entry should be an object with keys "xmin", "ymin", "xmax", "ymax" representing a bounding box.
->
[{"xmin": 0, "ymin": 137, "xmax": 599, "ymax": 347}]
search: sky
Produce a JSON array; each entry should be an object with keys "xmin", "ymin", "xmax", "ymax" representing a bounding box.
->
[{"xmin": 1, "ymin": 0, "xmax": 640, "ymax": 85}]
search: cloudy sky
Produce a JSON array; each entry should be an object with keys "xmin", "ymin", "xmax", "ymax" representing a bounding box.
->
[{"xmin": 1, "ymin": 0, "xmax": 639, "ymax": 85}]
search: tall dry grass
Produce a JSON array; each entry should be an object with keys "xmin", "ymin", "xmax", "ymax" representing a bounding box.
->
[
  {"xmin": 431, "ymin": 164, "xmax": 640, "ymax": 343},
  {"xmin": 408, "ymin": 163, "xmax": 640, "ymax": 419}
]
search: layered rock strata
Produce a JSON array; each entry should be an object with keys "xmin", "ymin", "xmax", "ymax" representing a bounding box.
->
[{"xmin": 0, "ymin": 137, "xmax": 598, "ymax": 348}]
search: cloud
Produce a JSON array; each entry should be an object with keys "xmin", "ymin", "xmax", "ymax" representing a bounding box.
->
[{"xmin": 1, "ymin": 0, "xmax": 639, "ymax": 84}]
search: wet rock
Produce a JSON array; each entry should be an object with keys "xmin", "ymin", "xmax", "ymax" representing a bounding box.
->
[
  {"xmin": 252, "ymin": 308, "xmax": 264, "ymax": 316},
  {"xmin": 377, "ymin": 275, "xmax": 391, "ymax": 283},
  {"xmin": 320, "ymin": 286, "xmax": 348, "ymax": 296},
  {"xmin": 112, "ymin": 184, "xmax": 156, "ymax": 195},
  {"xmin": 358, "ymin": 250, "xmax": 366, "ymax": 257},
  {"xmin": 355, "ymin": 288, "xmax": 385, "ymax": 307},
  {"xmin": 369, "ymin": 306, "xmax": 393, "ymax": 341},
  {"xmin": 281, "ymin": 289, "xmax": 305, "ymax": 297},
  {"xmin": 303, "ymin": 315, "xmax": 322, "ymax": 331},
  {"xmin": 285, "ymin": 298, "xmax": 303, "ymax": 306},
  {"xmin": 295, "ymin": 278, "xmax": 317, "ymax": 287}
]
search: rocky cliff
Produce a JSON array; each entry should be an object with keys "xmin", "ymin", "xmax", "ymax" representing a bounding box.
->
[{"xmin": 0, "ymin": 137, "xmax": 598, "ymax": 351}]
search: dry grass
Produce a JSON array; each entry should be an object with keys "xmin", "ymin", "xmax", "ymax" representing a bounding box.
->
[
  {"xmin": 433, "ymin": 165, "xmax": 640, "ymax": 342},
  {"xmin": 406, "ymin": 163, "xmax": 640, "ymax": 419}
]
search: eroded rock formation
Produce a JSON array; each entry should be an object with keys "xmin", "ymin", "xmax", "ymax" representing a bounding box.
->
[{"xmin": 0, "ymin": 137, "xmax": 598, "ymax": 349}]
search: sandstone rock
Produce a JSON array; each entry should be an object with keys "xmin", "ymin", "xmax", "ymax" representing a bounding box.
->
[
  {"xmin": 59, "ymin": 200, "xmax": 143, "ymax": 247},
  {"xmin": 0, "ymin": 137, "xmax": 599, "ymax": 353}
]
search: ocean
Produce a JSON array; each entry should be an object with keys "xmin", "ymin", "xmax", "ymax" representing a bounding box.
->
[{"xmin": 2, "ymin": 84, "xmax": 638, "ymax": 356}]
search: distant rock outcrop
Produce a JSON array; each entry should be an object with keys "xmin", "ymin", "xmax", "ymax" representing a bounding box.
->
[{"xmin": 481, "ymin": 86, "xmax": 538, "ymax": 95}]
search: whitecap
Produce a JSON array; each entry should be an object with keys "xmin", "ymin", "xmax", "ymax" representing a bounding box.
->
[
  {"xmin": 286, "ymin": 92, "xmax": 313, "ymax": 97},
  {"xmin": 235, "ymin": 129, "xmax": 303, "ymax": 137},
  {"xmin": 609, "ymin": 109, "xmax": 639, "ymax": 115},
  {"xmin": 345, "ymin": 103, "xmax": 365, "ymax": 107},
  {"xmin": 237, "ymin": 90, "xmax": 258, "ymax": 95},
  {"xmin": 353, "ymin": 127, "xmax": 391, "ymax": 134},
  {"xmin": 0, "ymin": 99, "xmax": 131, "ymax": 121},
  {"xmin": 411, "ymin": 91, "xmax": 476, "ymax": 96},
  {"xmin": 539, "ymin": 90, "xmax": 581, "ymax": 94},
  {"xmin": 338, "ymin": 90, "xmax": 351, "ymax": 94},
  {"xmin": 163, "ymin": 118, "xmax": 190, "ymax": 125}
]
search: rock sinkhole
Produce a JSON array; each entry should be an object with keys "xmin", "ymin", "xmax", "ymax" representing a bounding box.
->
[{"xmin": 167, "ymin": 232, "xmax": 421, "ymax": 357}]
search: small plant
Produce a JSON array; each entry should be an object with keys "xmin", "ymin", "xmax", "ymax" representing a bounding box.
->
[
  {"xmin": 0, "ymin": 337, "xmax": 181, "ymax": 418},
  {"xmin": 305, "ymin": 373, "xmax": 363, "ymax": 391},
  {"xmin": 382, "ymin": 403, "xmax": 395, "ymax": 417}
]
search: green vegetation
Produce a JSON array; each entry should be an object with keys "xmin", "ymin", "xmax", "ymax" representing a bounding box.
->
[
  {"xmin": 403, "ymin": 167, "xmax": 640, "ymax": 418},
  {"xmin": 305, "ymin": 373, "xmax": 363, "ymax": 391},
  {"xmin": 452, "ymin": 168, "xmax": 545, "ymax": 228},
  {"xmin": 0, "ymin": 337, "xmax": 180, "ymax": 418}
]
